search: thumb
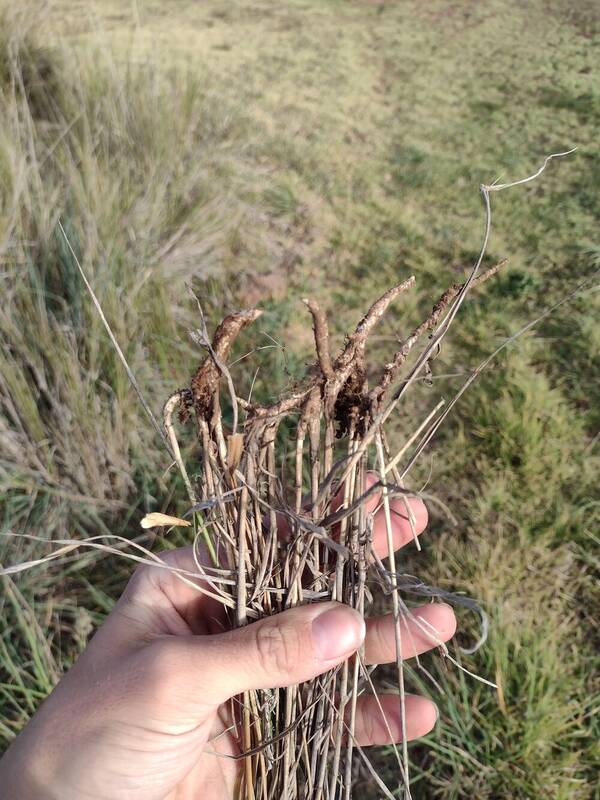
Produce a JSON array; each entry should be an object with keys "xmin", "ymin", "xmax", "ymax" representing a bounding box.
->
[{"xmin": 166, "ymin": 602, "xmax": 365, "ymax": 705}]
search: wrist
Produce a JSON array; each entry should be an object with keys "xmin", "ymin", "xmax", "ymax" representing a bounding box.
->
[
  {"xmin": 0, "ymin": 738, "xmax": 58, "ymax": 800},
  {"xmin": 0, "ymin": 705, "xmax": 80, "ymax": 800}
]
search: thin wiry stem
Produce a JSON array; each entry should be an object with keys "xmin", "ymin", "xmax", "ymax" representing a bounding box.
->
[
  {"xmin": 57, "ymin": 219, "xmax": 173, "ymax": 456},
  {"xmin": 376, "ymin": 433, "xmax": 411, "ymax": 799},
  {"xmin": 485, "ymin": 147, "xmax": 576, "ymax": 191},
  {"xmin": 163, "ymin": 391, "xmax": 197, "ymax": 505}
]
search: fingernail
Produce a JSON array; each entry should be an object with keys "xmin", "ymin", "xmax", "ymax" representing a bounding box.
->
[{"xmin": 312, "ymin": 605, "xmax": 365, "ymax": 661}]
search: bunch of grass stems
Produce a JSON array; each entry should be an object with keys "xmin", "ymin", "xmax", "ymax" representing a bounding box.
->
[
  {"xmin": 156, "ymin": 153, "xmax": 576, "ymax": 799},
  {"xmin": 169, "ymin": 263, "xmax": 504, "ymax": 800},
  {"xmin": 2, "ymin": 152, "xmax": 576, "ymax": 799}
]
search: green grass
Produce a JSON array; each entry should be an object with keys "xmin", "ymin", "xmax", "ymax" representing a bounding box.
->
[{"xmin": 1, "ymin": 1, "xmax": 598, "ymax": 797}]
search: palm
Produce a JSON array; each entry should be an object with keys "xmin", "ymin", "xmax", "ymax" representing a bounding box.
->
[
  {"xmin": 115, "ymin": 546, "xmax": 243, "ymax": 800},
  {"xmin": 163, "ymin": 708, "xmax": 239, "ymax": 800}
]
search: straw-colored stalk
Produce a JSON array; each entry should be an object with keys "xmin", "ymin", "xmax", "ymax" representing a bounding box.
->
[
  {"xmin": 171, "ymin": 253, "xmax": 507, "ymax": 799},
  {"xmin": 166, "ymin": 152, "xmax": 577, "ymax": 798}
]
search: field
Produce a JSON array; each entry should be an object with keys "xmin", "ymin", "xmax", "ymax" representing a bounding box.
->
[{"xmin": 1, "ymin": 1, "xmax": 599, "ymax": 797}]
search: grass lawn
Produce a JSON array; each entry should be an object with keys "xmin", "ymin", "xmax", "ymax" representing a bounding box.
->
[{"xmin": 1, "ymin": 1, "xmax": 598, "ymax": 797}]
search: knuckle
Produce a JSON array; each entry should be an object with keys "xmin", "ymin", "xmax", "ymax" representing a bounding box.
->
[
  {"xmin": 360, "ymin": 704, "xmax": 386, "ymax": 746},
  {"xmin": 121, "ymin": 564, "xmax": 151, "ymax": 599},
  {"xmin": 123, "ymin": 549, "xmax": 181, "ymax": 601},
  {"xmin": 367, "ymin": 618, "xmax": 394, "ymax": 664},
  {"xmin": 126, "ymin": 549, "xmax": 181, "ymax": 594},
  {"xmin": 362, "ymin": 708, "xmax": 378, "ymax": 744},
  {"xmin": 254, "ymin": 622, "xmax": 299, "ymax": 676}
]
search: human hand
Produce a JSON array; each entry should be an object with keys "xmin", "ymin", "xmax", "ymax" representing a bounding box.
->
[{"xmin": 0, "ymin": 490, "xmax": 456, "ymax": 800}]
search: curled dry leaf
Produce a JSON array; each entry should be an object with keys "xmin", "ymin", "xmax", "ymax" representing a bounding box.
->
[{"xmin": 140, "ymin": 512, "xmax": 192, "ymax": 529}]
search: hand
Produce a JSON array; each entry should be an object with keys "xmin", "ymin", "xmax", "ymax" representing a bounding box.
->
[{"xmin": 0, "ymin": 489, "xmax": 456, "ymax": 800}]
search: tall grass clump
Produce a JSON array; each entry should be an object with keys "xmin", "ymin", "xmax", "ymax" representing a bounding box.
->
[
  {"xmin": 0, "ymin": 7, "xmax": 251, "ymax": 552},
  {"xmin": 0, "ymin": 5, "xmax": 257, "ymax": 743}
]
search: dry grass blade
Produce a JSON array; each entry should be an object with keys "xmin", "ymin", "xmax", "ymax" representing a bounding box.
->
[{"xmin": 57, "ymin": 220, "xmax": 173, "ymax": 458}]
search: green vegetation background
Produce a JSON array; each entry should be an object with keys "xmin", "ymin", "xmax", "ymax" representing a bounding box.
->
[{"xmin": 0, "ymin": 1, "xmax": 598, "ymax": 797}]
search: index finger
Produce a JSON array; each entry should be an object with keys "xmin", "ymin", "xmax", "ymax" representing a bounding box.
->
[{"xmin": 331, "ymin": 472, "xmax": 428, "ymax": 559}]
